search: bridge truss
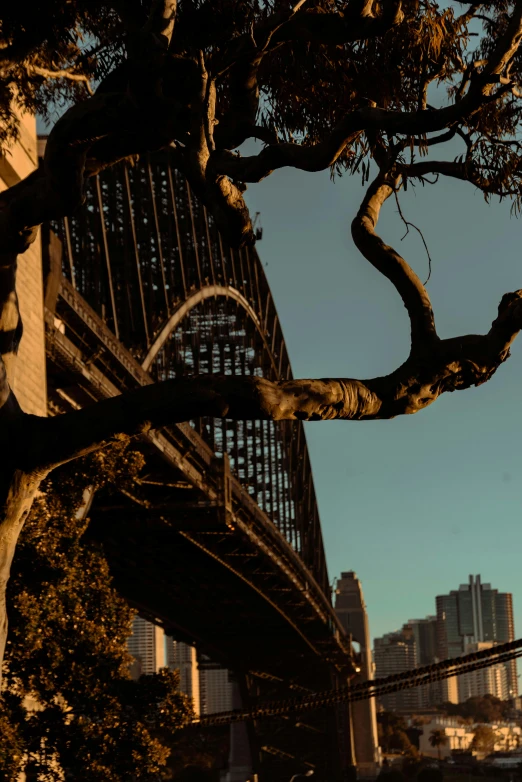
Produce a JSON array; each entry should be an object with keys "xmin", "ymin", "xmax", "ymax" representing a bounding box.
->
[{"xmin": 43, "ymin": 147, "xmax": 356, "ymax": 781}]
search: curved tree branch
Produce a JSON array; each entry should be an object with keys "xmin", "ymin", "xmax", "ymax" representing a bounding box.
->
[
  {"xmin": 143, "ymin": 0, "xmax": 177, "ymax": 46},
  {"xmin": 270, "ymin": 0, "xmax": 404, "ymax": 45},
  {"xmin": 20, "ymin": 64, "xmax": 94, "ymax": 95},
  {"xmin": 18, "ymin": 283, "xmax": 521, "ymax": 474},
  {"xmin": 214, "ymin": 0, "xmax": 404, "ymax": 72},
  {"xmin": 213, "ymin": 50, "xmax": 265, "ymax": 151},
  {"xmin": 212, "ymin": 0, "xmax": 522, "ymax": 185},
  {"xmin": 351, "ymin": 172, "xmax": 438, "ymax": 353},
  {"xmin": 210, "ymin": 92, "xmax": 504, "ymax": 184},
  {"xmin": 401, "ymin": 159, "xmax": 522, "ymax": 198}
]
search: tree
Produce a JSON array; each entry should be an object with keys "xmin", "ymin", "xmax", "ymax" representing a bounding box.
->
[
  {"xmin": 0, "ymin": 444, "xmax": 195, "ymax": 780},
  {"xmin": 471, "ymin": 724, "xmax": 498, "ymax": 755},
  {"xmin": 428, "ymin": 729, "xmax": 448, "ymax": 761},
  {"xmin": 378, "ymin": 712, "xmax": 417, "ymax": 755},
  {"xmin": 442, "ymin": 695, "xmax": 511, "ymax": 725},
  {"xmin": 2, "ymin": 0, "xmax": 522, "ymax": 674}
]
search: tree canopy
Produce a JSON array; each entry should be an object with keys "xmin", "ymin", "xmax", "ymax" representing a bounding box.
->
[
  {"xmin": 0, "ymin": 444, "xmax": 196, "ymax": 780},
  {"xmin": 2, "ymin": 0, "xmax": 522, "ymax": 675},
  {"xmin": 442, "ymin": 695, "xmax": 513, "ymax": 725},
  {"xmin": 471, "ymin": 724, "xmax": 498, "ymax": 754}
]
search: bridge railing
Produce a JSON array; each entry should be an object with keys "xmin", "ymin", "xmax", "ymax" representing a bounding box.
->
[{"xmin": 46, "ymin": 148, "xmax": 332, "ymax": 598}]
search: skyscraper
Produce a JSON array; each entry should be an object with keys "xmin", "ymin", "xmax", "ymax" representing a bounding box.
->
[
  {"xmin": 373, "ymin": 625, "xmax": 420, "ymax": 712},
  {"xmin": 408, "ymin": 616, "xmax": 440, "ymax": 707},
  {"xmin": 199, "ymin": 659, "xmax": 233, "ymax": 715},
  {"xmin": 436, "ymin": 575, "xmax": 517, "ymax": 702},
  {"xmin": 335, "ymin": 571, "xmax": 380, "ymax": 775},
  {"xmin": 408, "ymin": 616, "xmax": 437, "ymax": 665},
  {"xmin": 127, "ymin": 616, "xmax": 166, "ymax": 677},
  {"xmin": 128, "ymin": 620, "xmax": 203, "ymax": 713},
  {"xmin": 166, "ymin": 639, "xmax": 201, "ymax": 715},
  {"xmin": 458, "ymin": 642, "xmax": 509, "ymax": 701}
]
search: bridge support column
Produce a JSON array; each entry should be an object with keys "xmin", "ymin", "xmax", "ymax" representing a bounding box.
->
[
  {"xmin": 225, "ymin": 680, "xmax": 254, "ymax": 782},
  {"xmin": 334, "ymin": 674, "xmax": 358, "ymax": 782},
  {"xmin": 0, "ymin": 115, "xmax": 47, "ymax": 416}
]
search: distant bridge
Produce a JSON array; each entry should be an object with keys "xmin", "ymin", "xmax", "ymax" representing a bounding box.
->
[{"xmin": 43, "ymin": 148, "xmax": 355, "ymax": 781}]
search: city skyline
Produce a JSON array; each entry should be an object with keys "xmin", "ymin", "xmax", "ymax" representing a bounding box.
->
[
  {"xmin": 370, "ymin": 573, "xmax": 517, "ymax": 706},
  {"xmin": 370, "ymin": 574, "xmax": 517, "ymax": 649},
  {"xmin": 127, "ymin": 616, "xmax": 233, "ymax": 717}
]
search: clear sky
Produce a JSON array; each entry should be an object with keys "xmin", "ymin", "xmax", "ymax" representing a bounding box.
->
[{"xmin": 243, "ymin": 149, "xmax": 522, "ymax": 655}]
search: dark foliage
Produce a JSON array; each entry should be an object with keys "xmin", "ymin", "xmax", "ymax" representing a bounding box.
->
[
  {"xmin": 440, "ymin": 695, "xmax": 513, "ymax": 725},
  {"xmin": 1, "ymin": 444, "xmax": 195, "ymax": 781}
]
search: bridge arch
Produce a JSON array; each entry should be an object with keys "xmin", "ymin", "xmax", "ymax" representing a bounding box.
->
[
  {"xmin": 50, "ymin": 148, "xmax": 329, "ymax": 592},
  {"xmin": 141, "ymin": 284, "xmax": 279, "ymax": 377}
]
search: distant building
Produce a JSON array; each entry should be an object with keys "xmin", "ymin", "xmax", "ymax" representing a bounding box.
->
[
  {"xmin": 335, "ymin": 571, "xmax": 381, "ymax": 776},
  {"xmin": 166, "ymin": 639, "xmax": 201, "ymax": 715},
  {"xmin": 436, "ymin": 575, "xmax": 517, "ymax": 702},
  {"xmin": 199, "ymin": 658, "xmax": 233, "ymax": 714},
  {"xmin": 127, "ymin": 616, "xmax": 165, "ymax": 677},
  {"xmin": 408, "ymin": 616, "xmax": 441, "ymax": 707},
  {"xmin": 418, "ymin": 715, "xmax": 521, "ymax": 758},
  {"xmin": 458, "ymin": 642, "xmax": 509, "ymax": 702},
  {"xmin": 409, "ymin": 616, "xmax": 438, "ymax": 665},
  {"xmin": 374, "ymin": 625, "xmax": 419, "ymax": 712},
  {"xmin": 127, "ymin": 620, "xmax": 204, "ymax": 714}
]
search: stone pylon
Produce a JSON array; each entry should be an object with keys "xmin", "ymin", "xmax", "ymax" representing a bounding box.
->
[{"xmin": 0, "ymin": 113, "xmax": 47, "ymax": 416}]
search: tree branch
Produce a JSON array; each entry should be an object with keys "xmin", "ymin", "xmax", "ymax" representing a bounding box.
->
[
  {"xmin": 213, "ymin": 50, "xmax": 265, "ymax": 150},
  {"xmin": 212, "ymin": 0, "xmax": 403, "ymax": 77},
  {"xmin": 352, "ymin": 172, "xmax": 439, "ymax": 353},
  {"xmin": 259, "ymin": 0, "xmax": 404, "ymax": 48},
  {"xmin": 400, "ymin": 159, "xmax": 522, "ymax": 198},
  {"xmin": 209, "ymin": 0, "xmax": 403, "ymax": 151},
  {"xmin": 23, "ymin": 64, "xmax": 94, "ymax": 95},
  {"xmin": 0, "ymin": 253, "xmax": 23, "ymax": 395},
  {"xmin": 21, "ymin": 284, "xmax": 522, "ymax": 471},
  {"xmin": 143, "ymin": 0, "xmax": 177, "ymax": 48},
  {"xmin": 211, "ymin": 0, "xmax": 522, "ymax": 183}
]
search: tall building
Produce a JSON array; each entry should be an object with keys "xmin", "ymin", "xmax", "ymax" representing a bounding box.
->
[
  {"xmin": 199, "ymin": 660, "xmax": 234, "ymax": 714},
  {"xmin": 436, "ymin": 575, "xmax": 517, "ymax": 702},
  {"xmin": 127, "ymin": 616, "xmax": 166, "ymax": 677},
  {"xmin": 373, "ymin": 625, "xmax": 419, "ymax": 712},
  {"xmin": 458, "ymin": 642, "xmax": 509, "ymax": 702},
  {"xmin": 166, "ymin": 639, "xmax": 201, "ymax": 715},
  {"xmin": 409, "ymin": 616, "xmax": 437, "ymax": 665},
  {"xmin": 335, "ymin": 572, "xmax": 380, "ymax": 775},
  {"xmin": 127, "ymin": 621, "xmax": 203, "ymax": 713},
  {"xmin": 408, "ymin": 616, "xmax": 440, "ymax": 707}
]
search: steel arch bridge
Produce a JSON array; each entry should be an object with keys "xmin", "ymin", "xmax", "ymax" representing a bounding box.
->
[{"xmin": 43, "ymin": 147, "xmax": 355, "ymax": 782}]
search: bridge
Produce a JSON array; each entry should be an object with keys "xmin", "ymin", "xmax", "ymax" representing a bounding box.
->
[{"xmin": 42, "ymin": 146, "xmax": 356, "ymax": 781}]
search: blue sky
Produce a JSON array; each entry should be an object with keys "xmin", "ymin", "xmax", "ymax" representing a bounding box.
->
[{"xmin": 243, "ymin": 153, "xmax": 522, "ymax": 655}]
